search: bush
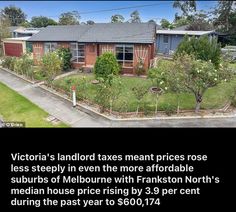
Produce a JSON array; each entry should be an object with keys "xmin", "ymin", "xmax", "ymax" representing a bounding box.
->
[
  {"xmin": 94, "ymin": 52, "xmax": 120, "ymax": 80},
  {"xmin": 175, "ymin": 35, "xmax": 222, "ymax": 68},
  {"xmin": 57, "ymin": 48, "xmax": 72, "ymax": 71},
  {"xmin": 1, "ymin": 57, "xmax": 14, "ymax": 69},
  {"xmin": 41, "ymin": 52, "xmax": 62, "ymax": 84}
]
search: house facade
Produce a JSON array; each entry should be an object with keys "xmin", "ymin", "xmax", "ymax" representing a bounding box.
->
[
  {"xmin": 156, "ymin": 30, "xmax": 216, "ymax": 55},
  {"xmin": 28, "ymin": 23, "xmax": 156, "ymax": 74}
]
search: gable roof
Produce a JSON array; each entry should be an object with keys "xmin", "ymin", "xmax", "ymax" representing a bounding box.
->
[
  {"xmin": 28, "ymin": 23, "xmax": 156, "ymax": 44},
  {"xmin": 156, "ymin": 30, "xmax": 215, "ymax": 36}
]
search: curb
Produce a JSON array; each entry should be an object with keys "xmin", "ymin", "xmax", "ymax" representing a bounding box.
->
[{"xmin": 1, "ymin": 67, "xmax": 236, "ymax": 122}]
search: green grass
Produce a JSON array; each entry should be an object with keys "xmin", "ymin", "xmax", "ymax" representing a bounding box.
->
[
  {"xmin": 0, "ymin": 82, "xmax": 68, "ymax": 127},
  {"xmin": 53, "ymin": 72, "xmax": 236, "ymax": 113}
]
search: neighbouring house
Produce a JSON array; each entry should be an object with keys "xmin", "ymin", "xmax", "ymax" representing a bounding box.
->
[
  {"xmin": 9, "ymin": 26, "xmax": 41, "ymax": 38},
  {"xmin": 156, "ymin": 30, "xmax": 217, "ymax": 55},
  {"xmin": 28, "ymin": 23, "xmax": 157, "ymax": 74},
  {"xmin": 2, "ymin": 37, "xmax": 32, "ymax": 57}
]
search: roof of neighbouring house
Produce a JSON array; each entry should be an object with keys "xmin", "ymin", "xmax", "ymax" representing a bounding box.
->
[
  {"xmin": 2, "ymin": 36, "xmax": 31, "ymax": 42},
  {"xmin": 14, "ymin": 28, "xmax": 41, "ymax": 34},
  {"xmin": 28, "ymin": 23, "xmax": 156, "ymax": 43},
  {"xmin": 156, "ymin": 30, "xmax": 215, "ymax": 36}
]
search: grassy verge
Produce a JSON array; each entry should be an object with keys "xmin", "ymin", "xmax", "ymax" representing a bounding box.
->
[{"xmin": 0, "ymin": 82, "xmax": 68, "ymax": 127}]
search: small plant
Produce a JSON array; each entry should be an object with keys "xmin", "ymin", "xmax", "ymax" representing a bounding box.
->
[
  {"xmin": 57, "ymin": 48, "xmax": 72, "ymax": 71},
  {"xmin": 135, "ymin": 57, "xmax": 145, "ymax": 76},
  {"xmin": 94, "ymin": 52, "xmax": 120, "ymax": 80},
  {"xmin": 132, "ymin": 85, "xmax": 148, "ymax": 115}
]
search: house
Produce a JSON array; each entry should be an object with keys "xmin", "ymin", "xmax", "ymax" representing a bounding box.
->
[
  {"xmin": 156, "ymin": 30, "xmax": 216, "ymax": 55},
  {"xmin": 2, "ymin": 37, "xmax": 31, "ymax": 57},
  {"xmin": 28, "ymin": 23, "xmax": 156, "ymax": 74},
  {"xmin": 8, "ymin": 26, "xmax": 41, "ymax": 38}
]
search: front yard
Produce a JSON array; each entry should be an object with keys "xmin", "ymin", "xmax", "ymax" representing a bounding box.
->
[
  {"xmin": 0, "ymin": 82, "xmax": 68, "ymax": 127},
  {"xmin": 53, "ymin": 72, "xmax": 236, "ymax": 114}
]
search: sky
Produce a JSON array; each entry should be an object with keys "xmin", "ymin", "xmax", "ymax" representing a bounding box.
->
[{"xmin": 0, "ymin": 1, "xmax": 218, "ymax": 24}]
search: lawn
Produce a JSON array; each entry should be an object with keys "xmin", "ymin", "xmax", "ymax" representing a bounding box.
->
[
  {"xmin": 0, "ymin": 82, "xmax": 68, "ymax": 127},
  {"xmin": 53, "ymin": 72, "xmax": 236, "ymax": 113}
]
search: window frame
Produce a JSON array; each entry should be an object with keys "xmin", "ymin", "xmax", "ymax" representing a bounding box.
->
[
  {"xmin": 163, "ymin": 35, "xmax": 169, "ymax": 44},
  {"xmin": 70, "ymin": 42, "xmax": 85, "ymax": 63},
  {"xmin": 115, "ymin": 44, "xmax": 134, "ymax": 68},
  {"xmin": 44, "ymin": 42, "xmax": 57, "ymax": 53}
]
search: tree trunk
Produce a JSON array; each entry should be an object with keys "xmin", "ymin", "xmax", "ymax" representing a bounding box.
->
[
  {"xmin": 195, "ymin": 94, "xmax": 202, "ymax": 113},
  {"xmin": 136, "ymin": 103, "xmax": 140, "ymax": 116},
  {"xmin": 155, "ymin": 94, "xmax": 159, "ymax": 114},
  {"xmin": 177, "ymin": 95, "xmax": 180, "ymax": 114}
]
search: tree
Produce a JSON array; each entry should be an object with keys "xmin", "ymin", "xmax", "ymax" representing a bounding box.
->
[
  {"xmin": 213, "ymin": 1, "xmax": 236, "ymax": 32},
  {"xmin": 173, "ymin": 0, "xmax": 197, "ymax": 16},
  {"xmin": 41, "ymin": 52, "xmax": 62, "ymax": 84},
  {"xmin": 57, "ymin": 48, "xmax": 72, "ymax": 71},
  {"xmin": 175, "ymin": 35, "xmax": 222, "ymax": 68},
  {"xmin": 31, "ymin": 16, "xmax": 57, "ymax": 28},
  {"xmin": 129, "ymin": 10, "xmax": 141, "ymax": 23},
  {"xmin": 20, "ymin": 20, "xmax": 31, "ymax": 28},
  {"xmin": 59, "ymin": 11, "xmax": 80, "ymax": 25},
  {"xmin": 0, "ymin": 15, "xmax": 10, "ymax": 56},
  {"xmin": 187, "ymin": 11, "xmax": 213, "ymax": 31},
  {"xmin": 160, "ymin": 19, "xmax": 172, "ymax": 29},
  {"xmin": 173, "ymin": 13, "xmax": 192, "ymax": 28},
  {"xmin": 86, "ymin": 20, "xmax": 95, "ymax": 25},
  {"xmin": 174, "ymin": 54, "xmax": 233, "ymax": 113},
  {"xmin": 111, "ymin": 14, "xmax": 125, "ymax": 23},
  {"xmin": 1, "ymin": 5, "xmax": 27, "ymax": 26},
  {"xmin": 132, "ymin": 85, "xmax": 148, "ymax": 115},
  {"xmin": 148, "ymin": 19, "xmax": 156, "ymax": 24},
  {"xmin": 94, "ymin": 52, "xmax": 120, "ymax": 81}
]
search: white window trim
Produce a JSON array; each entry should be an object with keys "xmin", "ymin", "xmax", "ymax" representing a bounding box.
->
[
  {"xmin": 70, "ymin": 43, "xmax": 85, "ymax": 64},
  {"xmin": 44, "ymin": 42, "xmax": 57, "ymax": 53},
  {"xmin": 116, "ymin": 44, "xmax": 134, "ymax": 68}
]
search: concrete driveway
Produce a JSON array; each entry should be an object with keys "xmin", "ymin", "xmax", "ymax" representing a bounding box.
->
[{"xmin": 1, "ymin": 68, "xmax": 236, "ymax": 127}]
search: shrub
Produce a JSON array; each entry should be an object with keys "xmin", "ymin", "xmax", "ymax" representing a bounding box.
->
[
  {"xmin": 175, "ymin": 35, "xmax": 221, "ymax": 68},
  {"xmin": 1, "ymin": 57, "xmax": 13, "ymax": 69},
  {"xmin": 132, "ymin": 85, "xmax": 148, "ymax": 114},
  {"xmin": 57, "ymin": 48, "xmax": 72, "ymax": 71},
  {"xmin": 94, "ymin": 52, "xmax": 120, "ymax": 80},
  {"xmin": 41, "ymin": 52, "xmax": 62, "ymax": 84},
  {"xmin": 135, "ymin": 57, "xmax": 145, "ymax": 76}
]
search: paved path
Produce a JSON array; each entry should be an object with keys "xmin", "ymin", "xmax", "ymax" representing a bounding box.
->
[{"xmin": 1, "ymin": 68, "xmax": 236, "ymax": 127}]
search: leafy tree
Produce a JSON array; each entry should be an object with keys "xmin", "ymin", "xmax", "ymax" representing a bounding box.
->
[
  {"xmin": 132, "ymin": 85, "xmax": 148, "ymax": 115},
  {"xmin": 86, "ymin": 20, "xmax": 95, "ymax": 25},
  {"xmin": 173, "ymin": 0, "xmax": 197, "ymax": 16},
  {"xmin": 94, "ymin": 52, "xmax": 120, "ymax": 81},
  {"xmin": 0, "ymin": 15, "xmax": 10, "ymax": 54},
  {"xmin": 111, "ymin": 14, "xmax": 125, "ymax": 23},
  {"xmin": 31, "ymin": 16, "xmax": 57, "ymax": 27},
  {"xmin": 160, "ymin": 19, "xmax": 172, "ymax": 29},
  {"xmin": 148, "ymin": 19, "xmax": 157, "ymax": 24},
  {"xmin": 187, "ymin": 11, "xmax": 213, "ymax": 31},
  {"xmin": 1, "ymin": 5, "xmax": 27, "ymax": 26},
  {"xmin": 129, "ymin": 10, "xmax": 141, "ymax": 23},
  {"xmin": 57, "ymin": 48, "xmax": 72, "ymax": 71},
  {"xmin": 173, "ymin": 13, "xmax": 192, "ymax": 28},
  {"xmin": 174, "ymin": 54, "xmax": 234, "ymax": 112},
  {"xmin": 41, "ymin": 52, "xmax": 62, "ymax": 84},
  {"xmin": 59, "ymin": 11, "xmax": 80, "ymax": 25},
  {"xmin": 175, "ymin": 35, "xmax": 222, "ymax": 68},
  {"xmin": 213, "ymin": 0, "xmax": 236, "ymax": 32},
  {"xmin": 20, "ymin": 20, "xmax": 31, "ymax": 28}
]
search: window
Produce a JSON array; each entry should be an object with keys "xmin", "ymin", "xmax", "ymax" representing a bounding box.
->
[
  {"xmin": 116, "ymin": 45, "xmax": 133, "ymax": 67},
  {"xmin": 163, "ymin": 35, "xmax": 169, "ymax": 44},
  {"xmin": 70, "ymin": 43, "xmax": 85, "ymax": 63},
  {"xmin": 44, "ymin": 42, "xmax": 57, "ymax": 53}
]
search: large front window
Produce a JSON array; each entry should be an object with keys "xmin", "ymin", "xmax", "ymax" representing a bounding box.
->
[
  {"xmin": 116, "ymin": 45, "xmax": 133, "ymax": 68},
  {"xmin": 70, "ymin": 43, "xmax": 85, "ymax": 63},
  {"xmin": 44, "ymin": 42, "xmax": 57, "ymax": 53}
]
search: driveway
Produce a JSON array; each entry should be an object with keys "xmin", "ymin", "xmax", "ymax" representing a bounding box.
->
[{"xmin": 1, "ymin": 68, "xmax": 236, "ymax": 127}]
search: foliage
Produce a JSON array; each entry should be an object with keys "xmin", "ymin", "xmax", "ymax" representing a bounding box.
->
[
  {"xmin": 41, "ymin": 52, "xmax": 62, "ymax": 84},
  {"xmin": 94, "ymin": 52, "xmax": 120, "ymax": 80},
  {"xmin": 76, "ymin": 76, "xmax": 88, "ymax": 101},
  {"xmin": 1, "ymin": 5, "xmax": 27, "ymax": 26},
  {"xmin": 129, "ymin": 10, "xmax": 141, "ymax": 23},
  {"xmin": 160, "ymin": 19, "xmax": 172, "ymax": 29},
  {"xmin": 1, "ymin": 57, "xmax": 14, "ymax": 69},
  {"xmin": 111, "ymin": 14, "xmax": 125, "ymax": 23},
  {"xmin": 59, "ymin": 11, "xmax": 80, "ymax": 25},
  {"xmin": 174, "ymin": 54, "xmax": 234, "ymax": 112},
  {"xmin": 132, "ymin": 85, "xmax": 148, "ymax": 114},
  {"xmin": 135, "ymin": 57, "xmax": 145, "ymax": 76},
  {"xmin": 148, "ymin": 19, "xmax": 157, "ymax": 24},
  {"xmin": 86, "ymin": 20, "xmax": 95, "ymax": 25},
  {"xmin": 175, "ymin": 35, "xmax": 222, "ymax": 68},
  {"xmin": 31, "ymin": 16, "xmax": 57, "ymax": 27},
  {"xmin": 57, "ymin": 48, "xmax": 72, "ymax": 71},
  {"xmin": 173, "ymin": 0, "xmax": 196, "ymax": 16}
]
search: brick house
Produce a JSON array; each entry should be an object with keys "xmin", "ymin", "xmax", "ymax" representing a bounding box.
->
[{"xmin": 28, "ymin": 23, "xmax": 156, "ymax": 74}]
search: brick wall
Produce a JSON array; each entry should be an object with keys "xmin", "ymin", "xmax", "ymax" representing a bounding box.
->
[
  {"xmin": 32, "ymin": 42, "xmax": 44, "ymax": 64},
  {"xmin": 85, "ymin": 44, "xmax": 97, "ymax": 65}
]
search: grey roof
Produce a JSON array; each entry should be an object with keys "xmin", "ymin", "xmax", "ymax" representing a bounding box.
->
[
  {"xmin": 28, "ymin": 23, "xmax": 156, "ymax": 44},
  {"xmin": 174, "ymin": 25, "xmax": 190, "ymax": 30}
]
